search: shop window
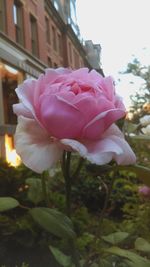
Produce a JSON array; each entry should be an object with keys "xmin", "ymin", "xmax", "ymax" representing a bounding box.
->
[
  {"xmin": 5, "ymin": 134, "xmax": 21, "ymax": 167},
  {"xmin": 45, "ymin": 16, "xmax": 50, "ymax": 44},
  {"xmin": 13, "ymin": 0, "xmax": 24, "ymax": 46},
  {"xmin": 1, "ymin": 63, "xmax": 23, "ymax": 125},
  {"xmin": 30, "ymin": 14, "xmax": 39, "ymax": 57},
  {"xmin": 0, "ymin": 0, "xmax": 6, "ymax": 32}
]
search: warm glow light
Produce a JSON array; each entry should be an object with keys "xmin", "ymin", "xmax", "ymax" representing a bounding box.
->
[{"xmin": 5, "ymin": 134, "xmax": 21, "ymax": 167}]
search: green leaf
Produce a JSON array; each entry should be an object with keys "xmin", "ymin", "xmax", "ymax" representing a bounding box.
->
[
  {"xmin": 135, "ymin": 237, "xmax": 150, "ymax": 253},
  {"xmin": 30, "ymin": 207, "xmax": 76, "ymax": 239},
  {"xmin": 49, "ymin": 246, "xmax": 72, "ymax": 267},
  {"xmin": 130, "ymin": 135, "xmax": 150, "ymax": 141},
  {"xmin": 125, "ymin": 122, "xmax": 139, "ymax": 134},
  {"xmin": 26, "ymin": 178, "xmax": 44, "ymax": 204},
  {"xmin": 115, "ymin": 165, "xmax": 150, "ymax": 187},
  {"xmin": 0, "ymin": 197, "xmax": 19, "ymax": 212},
  {"xmin": 90, "ymin": 263, "xmax": 99, "ymax": 267},
  {"xmin": 98, "ymin": 259, "xmax": 112, "ymax": 267},
  {"xmin": 101, "ymin": 232, "xmax": 129, "ymax": 245},
  {"xmin": 104, "ymin": 246, "xmax": 150, "ymax": 267}
]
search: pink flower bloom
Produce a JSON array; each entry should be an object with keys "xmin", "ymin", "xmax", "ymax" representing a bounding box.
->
[
  {"xmin": 138, "ymin": 185, "xmax": 150, "ymax": 198},
  {"xmin": 13, "ymin": 68, "xmax": 136, "ymax": 173}
]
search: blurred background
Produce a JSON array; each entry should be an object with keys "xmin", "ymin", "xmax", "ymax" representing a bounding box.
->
[{"xmin": 0, "ymin": 0, "xmax": 149, "ymax": 171}]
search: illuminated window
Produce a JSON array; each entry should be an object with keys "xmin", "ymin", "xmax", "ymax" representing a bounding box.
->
[
  {"xmin": 13, "ymin": 0, "xmax": 24, "ymax": 46},
  {"xmin": 1, "ymin": 63, "xmax": 23, "ymax": 124},
  {"xmin": 5, "ymin": 134, "xmax": 21, "ymax": 167}
]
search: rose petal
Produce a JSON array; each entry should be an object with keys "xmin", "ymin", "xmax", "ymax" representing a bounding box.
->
[
  {"xmin": 82, "ymin": 109, "xmax": 125, "ymax": 140},
  {"xmin": 13, "ymin": 103, "xmax": 34, "ymax": 119},
  {"xmin": 15, "ymin": 116, "xmax": 62, "ymax": 173},
  {"xmin": 38, "ymin": 94, "xmax": 85, "ymax": 139},
  {"xmin": 61, "ymin": 124, "xmax": 136, "ymax": 165},
  {"xmin": 15, "ymin": 79, "xmax": 37, "ymax": 117}
]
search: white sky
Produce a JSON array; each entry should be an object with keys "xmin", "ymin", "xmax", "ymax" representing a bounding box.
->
[{"xmin": 76, "ymin": 0, "xmax": 150, "ymax": 108}]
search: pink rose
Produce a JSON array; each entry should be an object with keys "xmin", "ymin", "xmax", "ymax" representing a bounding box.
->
[
  {"xmin": 138, "ymin": 185, "xmax": 150, "ymax": 198},
  {"xmin": 13, "ymin": 68, "xmax": 136, "ymax": 173}
]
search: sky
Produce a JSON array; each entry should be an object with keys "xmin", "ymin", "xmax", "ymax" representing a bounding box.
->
[{"xmin": 76, "ymin": 0, "xmax": 150, "ymax": 108}]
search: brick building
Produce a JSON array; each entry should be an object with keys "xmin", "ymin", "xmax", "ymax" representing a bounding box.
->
[{"xmin": 0, "ymin": 0, "xmax": 103, "ymax": 164}]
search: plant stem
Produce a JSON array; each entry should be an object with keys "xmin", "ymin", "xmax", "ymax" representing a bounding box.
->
[
  {"xmin": 99, "ymin": 174, "xmax": 115, "ymax": 223},
  {"xmin": 41, "ymin": 171, "xmax": 49, "ymax": 207},
  {"xmin": 61, "ymin": 151, "xmax": 81, "ymax": 267},
  {"xmin": 62, "ymin": 151, "xmax": 72, "ymax": 217}
]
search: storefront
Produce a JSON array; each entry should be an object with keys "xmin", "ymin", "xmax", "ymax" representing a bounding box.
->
[{"xmin": 0, "ymin": 34, "xmax": 46, "ymax": 166}]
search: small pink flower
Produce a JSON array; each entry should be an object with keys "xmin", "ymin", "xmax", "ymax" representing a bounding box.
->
[
  {"xmin": 138, "ymin": 185, "xmax": 150, "ymax": 198},
  {"xmin": 13, "ymin": 68, "xmax": 136, "ymax": 173}
]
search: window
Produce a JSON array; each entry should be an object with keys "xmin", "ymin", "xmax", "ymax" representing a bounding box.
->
[
  {"xmin": 30, "ymin": 15, "xmax": 39, "ymax": 57},
  {"xmin": 1, "ymin": 64, "xmax": 23, "ymax": 124},
  {"xmin": 13, "ymin": 0, "xmax": 24, "ymax": 46},
  {"xmin": 54, "ymin": 1, "xmax": 59, "ymax": 11},
  {"xmin": 54, "ymin": 63, "xmax": 58, "ymax": 68},
  {"xmin": 52, "ymin": 26, "xmax": 56, "ymax": 50},
  {"xmin": 45, "ymin": 17, "xmax": 50, "ymax": 44},
  {"xmin": 57, "ymin": 33, "xmax": 62, "ymax": 56},
  {"xmin": 74, "ymin": 50, "xmax": 79, "ymax": 68},
  {"xmin": 69, "ymin": 42, "xmax": 72, "ymax": 63},
  {"xmin": 0, "ymin": 0, "xmax": 6, "ymax": 32},
  {"xmin": 70, "ymin": 1, "xmax": 76, "ymax": 23},
  {"xmin": 47, "ymin": 57, "xmax": 52, "ymax": 67}
]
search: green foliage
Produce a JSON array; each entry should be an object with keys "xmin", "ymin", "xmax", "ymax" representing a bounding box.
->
[
  {"xmin": 0, "ymin": 264, "xmax": 29, "ymax": 267},
  {"xmin": 135, "ymin": 237, "xmax": 150, "ymax": 253},
  {"xmin": 0, "ymin": 197, "xmax": 19, "ymax": 212},
  {"xmin": 49, "ymin": 246, "xmax": 73, "ymax": 267},
  {"xmin": 26, "ymin": 178, "xmax": 44, "ymax": 205},
  {"xmin": 104, "ymin": 246, "xmax": 150, "ymax": 267},
  {"xmin": 116, "ymin": 165, "xmax": 150, "ymax": 187},
  {"xmin": 101, "ymin": 232, "xmax": 129, "ymax": 245},
  {"xmin": 1, "ymin": 156, "xmax": 150, "ymax": 266},
  {"xmin": 30, "ymin": 207, "xmax": 76, "ymax": 240},
  {"xmin": 124, "ymin": 58, "xmax": 150, "ymax": 112}
]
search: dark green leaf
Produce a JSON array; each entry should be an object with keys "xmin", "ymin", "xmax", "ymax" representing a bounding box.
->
[
  {"xmin": 101, "ymin": 232, "xmax": 129, "ymax": 245},
  {"xmin": 104, "ymin": 246, "xmax": 150, "ymax": 267},
  {"xmin": 135, "ymin": 237, "xmax": 150, "ymax": 253},
  {"xmin": 0, "ymin": 197, "xmax": 19, "ymax": 212},
  {"xmin": 49, "ymin": 246, "xmax": 72, "ymax": 267},
  {"xmin": 130, "ymin": 135, "xmax": 150, "ymax": 141},
  {"xmin": 98, "ymin": 259, "xmax": 112, "ymax": 267},
  {"xmin": 30, "ymin": 207, "xmax": 76, "ymax": 239}
]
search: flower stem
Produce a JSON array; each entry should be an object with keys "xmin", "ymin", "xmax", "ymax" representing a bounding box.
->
[
  {"xmin": 41, "ymin": 171, "xmax": 49, "ymax": 207},
  {"xmin": 62, "ymin": 151, "xmax": 72, "ymax": 217},
  {"xmin": 61, "ymin": 151, "xmax": 81, "ymax": 267}
]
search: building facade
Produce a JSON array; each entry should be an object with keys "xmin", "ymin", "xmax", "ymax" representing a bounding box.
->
[{"xmin": 0, "ymin": 0, "xmax": 103, "ymax": 164}]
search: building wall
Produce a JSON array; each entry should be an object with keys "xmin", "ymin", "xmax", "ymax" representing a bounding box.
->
[{"xmin": 0, "ymin": 0, "xmax": 103, "ymax": 161}]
